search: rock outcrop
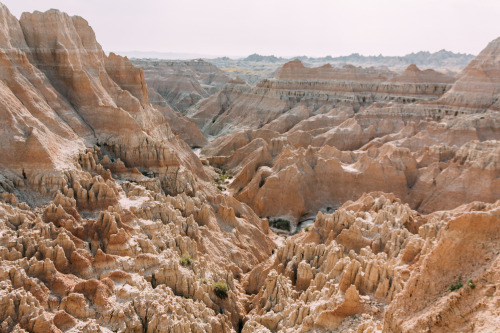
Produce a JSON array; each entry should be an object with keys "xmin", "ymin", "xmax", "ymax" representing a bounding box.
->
[
  {"xmin": 242, "ymin": 193, "xmax": 500, "ymax": 332},
  {"xmin": 0, "ymin": 4, "xmax": 204, "ymax": 198},
  {"xmin": 132, "ymin": 58, "xmax": 229, "ymax": 113},
  {"xmin": 200, "ymin": 110, "xmax": 500, "ymax": 225},
  {"xmin": 194, "ymin": 39, "xmax": 500, "ymax": 223},
  {"xmin": 435, "ymin": 36, "xmax": 500, "ymax": 112},
  {"xmin": 191, "ymin": 60, "xmax": 455, "ymax": 137},
  {"xmin": 0, "ymin": 4, "xmax": 273, "ymax": 332}
]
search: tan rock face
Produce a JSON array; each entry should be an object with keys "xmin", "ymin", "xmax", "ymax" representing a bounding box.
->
[
  {"xmin": 200, "ymin": 111, "xmax": 500, "ymax": 225},
  {"xmin": 0, "ymin": 147, "xmax": 276, "ymax": 331},
  {"xmin": 384, "ymin": 201, "xmax": 500, "ymax": 332},
  {"xmin": 195, "ymin": 42, "xmax": 500, "ymax": 222},
  {"xmin": 389, "ymin": 64, "xmax": 455, "ymax": 84},
  {"xmin": 132, "ymin": 58, "xmax": 229, "ymax": 113},
  {"xmin": 0, "ymin": 4, "xmax": 275, "ymax": 332},
  {"xmin": 436, "ymin": 36, "xmax": 500, "ymax": 112},
  {"xmin": 191, "ymin": 59, "xmax": 455, "ymax": 137},
  {"xmin": 0, "ymin": 4, "xmax": 207, "ymax": 198},
  {"xmin": 242, "ymin": 193, "xmax": 500, "ymax": 332},
  {"xmin": 156, "ymin": 104, "xmax": 208, "ymax": 147}
]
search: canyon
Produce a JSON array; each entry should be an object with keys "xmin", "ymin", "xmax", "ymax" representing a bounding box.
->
[{"xmin": 0, "ymin": 2, "xmax": 498, "ymax": 333}]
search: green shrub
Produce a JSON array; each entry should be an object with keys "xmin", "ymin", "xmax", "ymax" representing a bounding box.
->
[
  {"xmin": 212, "ymin": 281, "xmax": 228, "ymax": 299},
  {"xmin": 449, "ymin": 277, "xmax": 463, "ymax": 292},
  {"xmin": 304, "ymin": 226, "xmax": 311, "ymax": 232},
  {"xmin": 214, "ymin": 167, "xmax": 233, "ymax": 186},
  {"xmin": 269, "ymin": 218, "xmax": 291, "ymax": 231},
  {"xmin": 468, "ymin": 279, "xmax": 475, "ymax": 289},
  {"xmin": 179, "ymin": 254, "xmax": 194, "ymax": 267}
]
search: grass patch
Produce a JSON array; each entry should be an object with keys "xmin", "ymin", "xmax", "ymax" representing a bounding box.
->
[
  {"xmin": 179, "ymin": 254, "xmax": 194, "ymax": 267},
  {"xmin": 212, "ymin": 281, "xmax": 229, "ymax": 299},
  {"xmin": 214, "ymin": 167, "xmax": 233, "ymax": 191}
]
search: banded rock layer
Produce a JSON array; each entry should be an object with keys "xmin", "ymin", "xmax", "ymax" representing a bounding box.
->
[
  {"xmin": 196, "ymin": 39, "xmax": 500, "ymax": 224},
  {"xmin": 191, "ymin": 61, "xmax": 455, "ymax": 137},
  {"xmin": 132, "ymin": 58, "xmax": 229, "ymax": 113},
  {"xmin": 0, "ymin": 4, "xmax": 275, "ymax": 332}
]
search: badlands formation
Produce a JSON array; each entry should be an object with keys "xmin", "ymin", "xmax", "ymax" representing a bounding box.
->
[
  {"xmin": 131, "ymin": 59, "xmax": 229, "ymax": 114},
  {"xmin": 0, "ymin": 3, "xmax": 498, "ymax": 333}
]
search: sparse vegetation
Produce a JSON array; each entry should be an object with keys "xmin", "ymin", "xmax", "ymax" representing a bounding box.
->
[
  {"xmin": 179, "ymin": 254, "xmax": 194, "ymax": 267},
  {"xmin": 468, "ymin": 279, "xmax": 475, "ymax": 289},
  {"xmin": 304, "ymin": 226, "xmax": 311, "ymax": 232},
  {"xmin": 214, "ymin": 167, "xmax": 233, "ymax": 191},
  {"xmin": 449, "ymin": 277, "xmax": 463, "ymax": 292},
  {"xmin": 212, "ymin": 281, "xmax": 229, "ymax": 299},
  {"xmin": 269, "ymin": 218, "xmax": 291, "ymax": 231}
]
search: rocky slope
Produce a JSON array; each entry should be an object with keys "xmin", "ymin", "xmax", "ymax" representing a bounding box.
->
[
  {"xmin": 241, "ymin": 192, "xmax": 500, "ymax": 332},
  {"xmin": 0, "ymin": 4, "xmax": 273, "ymax": 332},
  {"xmin": 132, "ymin": 58, "xmax": 229, "ymax": 113},
  {"xmin": 191, "ymin": 61, "xmax": 455, "ymax": 137},
  {"xmin": 434, "ymin": 36, "xmax": 500, "ymax": 112},
  {"xmin": 201, "ymin": 113, "xmax": 500, "ymax": 225},
  {"xmin": 195, "ymin": 39, "xmax": 500, "ymax": 225}
]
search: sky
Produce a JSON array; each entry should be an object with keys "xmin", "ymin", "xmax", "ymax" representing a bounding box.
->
[{"xmin": 3, "ymin": 0, "xmax": 500, "ymax": 58}]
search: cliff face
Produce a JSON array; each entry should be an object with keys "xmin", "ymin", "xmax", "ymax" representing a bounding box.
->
[
  {"xmin": 132, "ymin": 58, "xmax": 229, "ymax": 113},
  {"xmin": 436, "ymin": 36, "xmax": 500, "ymax": 112},
  {"xmin": 195, "ymin": 39, "xmax": 500, "ymax": 223},
  {"xmin": 191, "ymin": 61, "xmax": 455, "ymax": 137},
  {"xmin": 0, "ymin": 5, "xmax": 275, "ymax": 332},
  {"xmin": 0, "ymin": 4, "xmax": 206, "ymax": 196}
]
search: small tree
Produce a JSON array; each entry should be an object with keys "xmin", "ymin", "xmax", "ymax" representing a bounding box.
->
[
  {"xmin": 449, "ymin": 277, "xmax": 463, "ymax": 292},
  {"xmin": 212, "ymin": 281, "xmax": 228, "ymax": 299},
  {"xmin": 269, "ymin": 218, "xmax": 291, "ymax": 231}
]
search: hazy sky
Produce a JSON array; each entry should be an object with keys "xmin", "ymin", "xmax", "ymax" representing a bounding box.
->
[{"xmin": 3, "ymin": 0, "xmax": 500, "ymax": 57}]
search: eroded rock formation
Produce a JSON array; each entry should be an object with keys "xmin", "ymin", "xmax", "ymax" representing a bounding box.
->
[
  {"xmin": 241, "ymin": 193, "xmax": 500, "ymax": 332},
  {"xmin": 132, "ymin": 58, "xmax": 229, "ymax": 113},
  {"xmin": 0, "ymin": 2, "xmax": 499, "ymax": 332},
  {"xmin": 191, "ymin": 60, "xmax": 455, "ymax": 137},
  {"xmin": 195, "ymin": 40, "xmax": 500, "ymax": 224},
  {"xmin": 0, "ymin": 4, "xmax": 274, "ymax": 332}
]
